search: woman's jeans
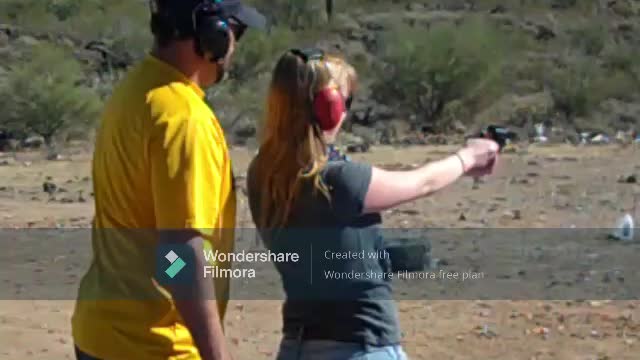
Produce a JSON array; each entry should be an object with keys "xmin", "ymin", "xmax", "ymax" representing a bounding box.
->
[{"xmin": 276, "ymin": 339, "xmax": 409, "ymax": 360}]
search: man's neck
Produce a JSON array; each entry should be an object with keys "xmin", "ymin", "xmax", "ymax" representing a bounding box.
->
[{"xmin": 151, "ymin": 43, "xmax": 205, "ymax": 87}]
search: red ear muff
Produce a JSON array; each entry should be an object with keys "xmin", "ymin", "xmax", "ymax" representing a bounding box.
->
[{"xmin": 313, "ymin": 87, "xmax": 346, "ymax": 131}]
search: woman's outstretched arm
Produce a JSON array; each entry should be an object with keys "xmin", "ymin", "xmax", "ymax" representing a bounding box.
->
[{"xmin": 363, "ymin": 139, "xmax": 499, "ymax": 214}]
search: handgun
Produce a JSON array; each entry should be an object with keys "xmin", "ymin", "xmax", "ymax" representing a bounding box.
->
[{"xmin": 476, "ymin": 125, "xmax": 518, "ymax": 151}]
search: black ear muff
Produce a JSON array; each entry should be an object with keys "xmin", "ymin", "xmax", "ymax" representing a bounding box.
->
[{"xmin": 192, "ymin": 0, "xmax": 231, "ymax": 62}]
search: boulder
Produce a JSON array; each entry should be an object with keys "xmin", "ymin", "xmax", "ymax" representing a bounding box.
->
[
  {"xmin": 22, "ymin": 136, "xmax": 45, "ymax": 149},
  {"xmin": 405, "ymin": 2, "xmax": 426, "ymax": 11},
  {"xmin": 489, "ymin": 5, "xmax": 507, "ymax": 14},
  {"xmin": 43, "ymin": 182, "xmax": 57, "ymax": 195},
  {"xmin": 550, "ymin": 0, "xmax": 578, "ymax": 9},
  {"xmin": 332, "ymin": 14, "xmax": 361, "ymax": 36},
  {"xmin": 16, "ymin": 35, "xmax": 39, "ymax": 47},
  {"xmin": 359, "ymin": 11, "xmax": 461, "ymax": 31},
  {"xmin": 0, "ymin": 31, "xmax": 8, "ymax": 47},
  {"xmin": 351, "ymin": 124, "xmax": 380, "ymax": 144}
]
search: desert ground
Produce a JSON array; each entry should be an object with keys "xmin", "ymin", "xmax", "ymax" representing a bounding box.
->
[{"xmin": 1, "ymin": 144, "xmax": 639, "ymax": 360}]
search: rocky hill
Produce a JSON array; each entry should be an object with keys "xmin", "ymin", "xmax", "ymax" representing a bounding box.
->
[{"xmin": 1, "ymin": 0, "xmax": 639, "ymax": 151}]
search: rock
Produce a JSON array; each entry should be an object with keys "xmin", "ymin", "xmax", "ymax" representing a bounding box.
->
[
  {"xmin": 16, "ymin": 35, "xmax": 39, "ymax": 46},
  {"xmin": 531, "ymin": 23, "xmax": 556, "ymax": 41},
  {"xmin": 615, "ymin": 21, "xmax": 634, "ymax": 33},
  {"xmin": 452, "ymin": 120, "xmax": 467, "ymax": 134},
  {"xmin": 359, "ymin": 11, "xmax": 461, "ymax": 31},
  {"xmin": 46, "ymin": 153, "xmax": 64, "ymax": 161},
  {"xmin": 502, "ymin": 210, "xmax": 522, "ymax": 220},
  {"xmin": 550, "ymin": 0, "xmax": 577, "ymax": 9},
  {"xmin": 351, "ymin": 103, "xmax": 394, "ymax": 126},
  {"xmin": 333, "ymin": 14, "xmax": 361, "ymax": 38},
  {"xmin": 609, "ymin": 0, "xmax": 637, "ymax": 17},
  {"xmin": 231, "ymin": 116, "xmax": 256, "ymax": 143},
  {"xmin": 346, "ymin": 143, "xmax": 370, "ymax": 153},
  {"xmin": 0, "ymin": 31, "xmax": 8, "ymax": 47},
  {"xmin": 42, "ymin": 182, "xmax": 57, "ymax": 195},
  {"xmin": 351, "ymin": 124, "xmax": 380, "ymax": 144},
  {"xmin": 618, "ymin": 175, "xmax": 637, "ymax": 184},
  {"xmin": 0, "ymin": 158, "xmax": 14, "ymax": 166},
  {"xmin": 338, "ymin": 132, "xmax": 366, "ymax": 149},
  {"xmin": 405, "ymin": 3, "xmax": 426, "ymax": 11},
  {"xmin": 489, "ymin": 5, "xmax": 507, "ymax": 14},
  {"xmin": 427, "ymin": 134, "xmax": 448, "ymax": 145},
  {"xmin": 435, "ymin": 0, "xmax": 471, "ymax": 11},
  {"xmin": 22, "ymin": 136, "xmax": 45, "ymax": 149}
]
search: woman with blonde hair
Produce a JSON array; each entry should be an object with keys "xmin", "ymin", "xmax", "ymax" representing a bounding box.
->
[{"xmin": 246, "ymin": 48, "xmax": 499, "ymax": 360}]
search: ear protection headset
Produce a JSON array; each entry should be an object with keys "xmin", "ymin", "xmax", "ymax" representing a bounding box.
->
[
  {"xmin": 289, "ymin": 48, "xmax": 353, "ymax": 131},
  {"xmin": 192, "ymin": 0, "xmax": 232, "ymax": 62},
  {"xmin": 150, "ymin": 0, "xmax": 232, "ymax": 62}
]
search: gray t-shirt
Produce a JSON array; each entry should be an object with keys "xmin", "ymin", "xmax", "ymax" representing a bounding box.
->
[{"xmin": 247, "ymin": 157, "xmax": 401, "ymax": 346}]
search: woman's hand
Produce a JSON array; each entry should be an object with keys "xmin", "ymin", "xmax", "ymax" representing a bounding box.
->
[{"xmin": 456, "ymin": 138, "xmax": 500, "ymax": 177}]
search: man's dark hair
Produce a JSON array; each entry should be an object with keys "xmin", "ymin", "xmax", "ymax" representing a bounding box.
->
[
  {"xmin": 150, "ymin": 12, "xmax": 180, "ymax": 47},
  {"xmin": 149, "ymin": 0, "xmax": 193, "ymax": 48}
]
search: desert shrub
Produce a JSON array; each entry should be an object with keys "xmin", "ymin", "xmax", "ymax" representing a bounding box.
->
[
  {"xmin": 545, "ymin": 56, "xmax": 638, "ymax": 121},
  {"xmin": 230, "ymin": 26, "xmax": 296, "ymax": 82},
  {"xmin": 546, "ymin": 60, "xmax": 596, "ymax": 120},
  {"xmin": 593, "ymin": 70, "xmax": 638, "ymax": 101},
  {"xmin": 569, "ymin": 21, "xmax": 608, "ymax": 56},
  {"xmin": 0, "ymin": 43, "xmax": 102, "ymax": 146},
  {"xmin": 602, "ymin": 42, "xmax": 640, "ymax": 80},
  {"xmin": 246, "ymin": 0, "xmax": 327, "ymax": 30},
  {"xmin": 0, "ymin": 0, "xmax": 62, "ymax": 35},
  {"xmin": 372, "ymin": 17, "xmax": 516, "ymax": 130},
  {"xmin": 549, "ymin": 0, "xmax": 578, "ymax": 9}
]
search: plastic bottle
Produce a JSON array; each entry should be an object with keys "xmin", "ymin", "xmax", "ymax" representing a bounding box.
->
[{"xmin": 613, "ymin": 214, "xmax": 634, "ymax": 242}]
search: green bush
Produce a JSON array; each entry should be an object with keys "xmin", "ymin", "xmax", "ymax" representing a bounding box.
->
[
  {"xmin": 602, "ymin": 42, "xmax": 640, "ymax": 78},
  {"xmin": 569, "ymin": 21, "xmax": 607, "ymax": 56},
  {"xmin": 546, "ymin": 60, "xmax": 596, "ymax": 120},
  {"xmin": 372, "ymin": 17, "xmax": 515, "ymax": 130},
  {"xmin": 0, "ymin": 43, "xmax": 102, "ymax": 146},
  {"xmin": 247, "ymin": 0, "xmax": 328, "ymax": 30},
  {"xmin": 230, "ymin": 26, "xmax": 296, "ymax": 83},
  {"xmin": 546, "ymin": 57, "xmax": 638, "ymax": 121}
]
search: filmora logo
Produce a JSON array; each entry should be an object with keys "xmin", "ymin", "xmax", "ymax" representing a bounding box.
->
[
  {"xmin": 156, "ymin": 244, "xmax": 195, "ymax": 285},
  {"xmin": 164, "ymin": 250, "xmax": 186, "ymax": 278}
]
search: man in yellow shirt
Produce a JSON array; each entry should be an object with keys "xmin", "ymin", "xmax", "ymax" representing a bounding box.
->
[{"xmin": 71, "ymin": 1, "xmax": 266, "ymax": 359}]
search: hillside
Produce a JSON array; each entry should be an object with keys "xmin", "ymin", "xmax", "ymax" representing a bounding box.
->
[{"xmin": 1, "ymin": 0, "xmax": 639, "ymax": 150}]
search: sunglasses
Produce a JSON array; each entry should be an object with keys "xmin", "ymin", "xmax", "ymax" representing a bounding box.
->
[
  {"xmin": 227, "ymin": 17, "xmax": 246, "ymax": 40},
  {"xmin": 345, "ymin": 94, "xmax": 353, "ymax": 110}
]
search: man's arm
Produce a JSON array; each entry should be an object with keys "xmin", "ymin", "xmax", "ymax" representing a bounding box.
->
[
  {"xmin": 160, "ymin": 231, "xmax": 231, "ymax": 360},
  {"xmin": 150, "ymin": 115, "xmax": 232, "ymax": 360}
]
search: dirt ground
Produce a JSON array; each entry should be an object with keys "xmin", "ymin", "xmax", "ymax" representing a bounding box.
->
[{"xmin": 1, "ymin": 144, "xmax": 639, "ymax": 359}]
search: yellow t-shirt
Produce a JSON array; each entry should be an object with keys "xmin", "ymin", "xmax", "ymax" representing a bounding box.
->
[{"xmin": 71, "ymin": 54, "xmax": 237, "ymax": 359}]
